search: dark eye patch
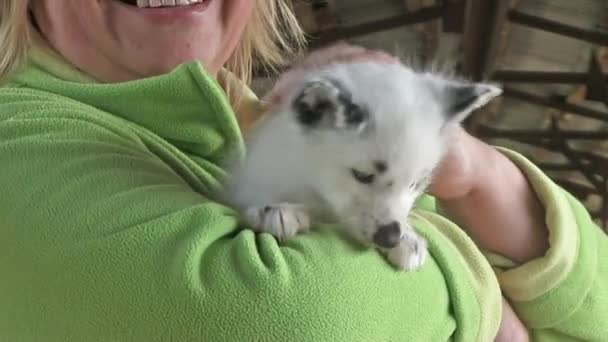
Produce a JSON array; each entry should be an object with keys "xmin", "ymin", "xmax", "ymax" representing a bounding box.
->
[
  {"xmin": 345, "ymin": 103, "xmax": 368, "ymax": 126},
  {"xmin": 350, "ymin": 169, "xmax": 375, "ymax": 185}
]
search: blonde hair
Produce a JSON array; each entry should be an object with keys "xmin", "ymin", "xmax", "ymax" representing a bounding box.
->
[
  {"xmin": 0, "ymin": 1, "xmax": 306, "ymax": 98},
  {"xmin": 0, "ymin": 1, "xmax": 30, "ymax": 80}
]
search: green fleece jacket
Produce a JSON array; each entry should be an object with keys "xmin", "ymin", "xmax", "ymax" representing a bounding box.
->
[{"xmin": 0, "ymin": 42, "xmax": 606, "ymax": 342}]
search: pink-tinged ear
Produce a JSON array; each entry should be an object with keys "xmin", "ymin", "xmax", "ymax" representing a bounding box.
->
[{"xmin": 262, "ymin": 69, "xmax": 307, "ymax": 110}]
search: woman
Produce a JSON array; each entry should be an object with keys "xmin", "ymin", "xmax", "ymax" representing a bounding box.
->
[{"xmin": 0, "ymin": 1, "xmax": 606, "ymax": 341}]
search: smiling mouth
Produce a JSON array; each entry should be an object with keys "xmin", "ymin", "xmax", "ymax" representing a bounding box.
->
[{"xmin": 119, "ymin": 0, "xmax": 206, "ymax": 8}]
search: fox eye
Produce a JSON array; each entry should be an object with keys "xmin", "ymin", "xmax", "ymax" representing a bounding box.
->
[
  {"xmin": 350, "ymin": 169, "xmax": 375, "ymax": 184},
  {"xmin": 408, "ymin": 180, "xmax": 419, "ymax": 190}
]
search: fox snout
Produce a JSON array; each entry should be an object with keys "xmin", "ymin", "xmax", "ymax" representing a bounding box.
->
[{"xmin": 372, "ymin": 221, "xmax": 402, "ymax": 248}]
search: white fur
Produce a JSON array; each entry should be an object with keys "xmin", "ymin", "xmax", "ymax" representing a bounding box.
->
[{"xmin": 225, "ymin": 61, "xmax": 501, "ymax": 271}]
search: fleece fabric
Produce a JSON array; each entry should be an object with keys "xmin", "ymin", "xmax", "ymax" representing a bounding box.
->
[{"xmin": 0, "ymin": 42, "xmax": 606, "ymax": 342}]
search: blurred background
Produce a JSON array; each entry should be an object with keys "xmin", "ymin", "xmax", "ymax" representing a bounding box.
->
[{"xmin": 253, "ymin": 0, "xmax": 608, "ymax": 232}]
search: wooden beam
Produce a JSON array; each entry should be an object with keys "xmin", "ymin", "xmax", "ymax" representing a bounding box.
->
[
  {"xmin": 551, "ymin": 115, "xmax": 605, "ymax": 190},
  {"xmin": 476, "ymin": 125, "xmax": 608, "ymax": 140},
  {"xmin": 487, "ymin": 135, "xmax": 608, "ymax": 171},
  {"xmin": 508, "ymin": 10, "xmax": 608, "ymax": 46},
  {"xmin": 462, "ymin": 0, "xmax": 511, "ymax": 81},
  {"xmin": 554, "ymin": 179, "xmax": 598, "ymax": 198},
  {"xmin": 292, "ymin": 1, "xmax": 319, "ymax": 34},
  {"xmin": 536, "ymin": 162, "xmax": 587, "ymax": 172},
  {"xmin": 308, "ymin": 4, "xmax": 445, "ymax": 48},
  {"xmin": 311, "ymin": 0, "xmax": 339, "ymax": 32},
  {"xmin": 405, "ymin": 0, "xmax": 441, "ymax": 62},
  {"xmin": 586, "ymin": 49, "xmax": 608, "ymax": 104},
  {"xmin": 254, "ymin": 4, "xmax": 445, "ymax": 78},
  {"xmin": 462, "ymin": 0, "xmax": 515, "ymax": 133},
  {"xmin": 441, "ymin": 0, "xmax": 466, "ymax": 33},
  {"xmin": 492, "ymin": 70, "xmax": 608, "ymax": 84},
  {"xmin": 502, "ymin": 87, "xmax": 608, "ymax": 123}
]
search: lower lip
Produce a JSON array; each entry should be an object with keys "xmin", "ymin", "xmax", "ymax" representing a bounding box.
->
[{"xmin": 114, "ymin": 0, "xmax": 213, "ymax": 23}]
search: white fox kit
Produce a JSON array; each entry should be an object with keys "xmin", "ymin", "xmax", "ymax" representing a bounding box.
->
[{"xmin": 225, "ymin": 57, "xmax": 501, "ymax": 270}]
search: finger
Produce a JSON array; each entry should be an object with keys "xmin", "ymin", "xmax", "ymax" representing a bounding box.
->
[
  {"xmin": 343, "ymin": 50, "xmax": 401, "ymax": 64},
  {"xmin": 300, "ymin": 43, "xmax": 369, "ymax": 68},
  {"xmin": 300, "ymin": 43, "xmax": 399, "ymax": 69},
  {"xmin": 494, "ymin": 297, "xmax": 529, "ymax": 342}
]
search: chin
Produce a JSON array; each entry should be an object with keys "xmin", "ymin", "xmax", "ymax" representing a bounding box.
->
[{"xmin": 135, "ymin": 48, "xmax": 218, "ymax": 78}]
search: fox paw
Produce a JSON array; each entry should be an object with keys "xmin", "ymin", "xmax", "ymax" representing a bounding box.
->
[
  {"xmin": 385, "ymin": 230, "xmax": 427, "ymax": 271},
  {"xmin": 245, "ymin": 203, "xmax": 310, "ymax": 241}
]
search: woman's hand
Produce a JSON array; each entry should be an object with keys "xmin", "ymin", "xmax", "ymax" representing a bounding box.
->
[
  {"xmin": 430, "ymin": 128, "xmax": 541, "ymax": 342},
  {"xmin": 429, "ymin": 127, "xmax": 549, "ymax": 263}
]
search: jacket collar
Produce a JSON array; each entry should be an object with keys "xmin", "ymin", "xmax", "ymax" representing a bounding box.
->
[{"xmin": 9, "ymin": 34, "xmax": 252, "ymax": 163}]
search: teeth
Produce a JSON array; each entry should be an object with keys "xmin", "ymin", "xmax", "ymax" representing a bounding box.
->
[{"xmin": 136, "ymin": 0, "xmax": 202, "ymax": 8}]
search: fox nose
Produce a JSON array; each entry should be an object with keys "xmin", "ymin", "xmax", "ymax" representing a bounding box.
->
[{"xmin": 373, "ymin": 221, "xmax": 402, "ymax": 248}]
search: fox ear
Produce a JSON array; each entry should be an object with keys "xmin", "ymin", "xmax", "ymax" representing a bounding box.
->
[
  {"xmin": 292, "ymin": 78, "xmax": 369, "ymax": 132},
  {"xmin": 442, "ymin": 82, "xmax": 502, "ymax": 123}
]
